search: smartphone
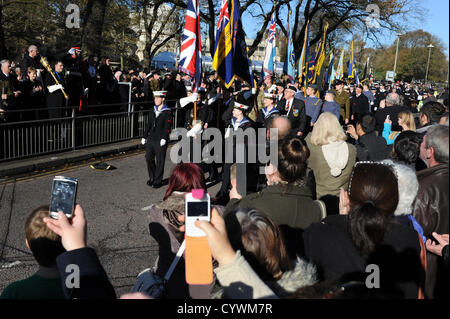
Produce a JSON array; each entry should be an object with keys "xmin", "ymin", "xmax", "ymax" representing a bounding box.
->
[
  {"xmin": 49, "ymin": 176, "xmax": 78, "ymax": 219},
  {"xmin": 185, "ymin": 192, "xmax": 210, "ymax": 237}
]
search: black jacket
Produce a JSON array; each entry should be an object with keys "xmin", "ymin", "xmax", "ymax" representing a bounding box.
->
[
  {"xmin": 350, "ymin": 94, "xmax": 370, "ymax": 121},
  {"xmin": 413, "ymin": 164, "xmax": 449, "ymax": 298},
  {"xmin": 303, "ymin": 215, "xmax": 423, "ymax": 299},
  {"xmin": 144, "ymin": 105, "xmax": 172, "ymax": 141},
  {"xmin": 276, "ymin": 98, "xmax": 306, "ymax": 135},
  {"xmin": 375, "ymin": 105, "xmax": 410, "ymax": 134},
  {"xmin": 355, "ymin": 132, "xmax": 390, "ymax": 162},
  {"xmin": 56, "ymin": 247, "xmax": 116, "ymax": 299}
]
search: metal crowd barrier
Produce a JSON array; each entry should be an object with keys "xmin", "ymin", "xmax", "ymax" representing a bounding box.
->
[{"xmin": 0, "ymin": 99, "xmax": 183, "ymax": 162}]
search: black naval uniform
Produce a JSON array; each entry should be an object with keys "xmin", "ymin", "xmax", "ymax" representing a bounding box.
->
[
  {"xmin": 144, "ymin": 104, "xmax": 172, "ymax": 187},
  {"xmin": 217, "ymin": 115, "xmax": 254, "ymax": 197},
  {"xmin": 256, "ymin": 105, "xmax": 280, "ymax": 128}
]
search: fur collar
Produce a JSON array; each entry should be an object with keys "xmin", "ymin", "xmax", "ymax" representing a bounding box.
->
[
  {"xmin": 265, "ymin": 257, "xmax": 318, "ymax": 297},
  {"xmin": 155, "ymin": 191, "xmax": 185, "ymax": 212}
]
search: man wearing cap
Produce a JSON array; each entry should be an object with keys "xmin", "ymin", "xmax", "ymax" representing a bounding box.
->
[
  {"xmin": 322, "ymin": 90, "xmax": 341, "ymax": 120},
  {"xmin": 142, "ymin": 91, "xmax": 172, "ymax": 188},
  {"xmin": 214, "ymin": 91, "xmax": 254, "ymax": 204},
  {"xmin": 256, "ymin": 74, "xmax": 274, "ymax": 116},
  {"xmin": 277, "ymin": 83, "xmax": 306, "ymax": 136},
  {"xmin": 350, "ymin": 84, "xmax": 370, "ymax": 123},
  {"xmin": 363, "ymin": 83, "xmax": 375, "ymax": 112},
  {"xmin": 257, "ymin": 85, "xmax": 280, "ymax": 128},
  {"xmin": 148, "ymin": 70, "xmax": 162, "ymax": 92},
  {"xmin": 63, "ymin": 45, "xmax": 85, "ymax": 111},
  {"xmin": 303, "ymin": 84, "xmax": 322, "ymax": 130},
  {"xmin": 275, "ymin": 80, "xmax": 285, "ymax": 102}
]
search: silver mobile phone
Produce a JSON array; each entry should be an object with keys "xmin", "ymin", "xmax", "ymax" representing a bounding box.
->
[{"xmin": 49, "ymin": 176, "xmax": 78, "ymax": 219}]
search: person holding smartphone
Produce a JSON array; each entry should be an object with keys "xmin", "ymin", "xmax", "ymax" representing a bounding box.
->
[{"xmin": 142, "ymin": 91, "xmax": 172, "ymax": 188}]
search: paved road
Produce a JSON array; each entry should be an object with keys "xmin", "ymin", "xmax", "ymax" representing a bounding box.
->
[{"xmin": 0, "ymin": 147, "xmax": 221, "ymax": 297}]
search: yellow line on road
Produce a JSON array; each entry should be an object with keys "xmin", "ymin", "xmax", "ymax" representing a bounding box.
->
[{"xmin": 0, "ymin": 149, "xmax": 145, "ymax": 185}]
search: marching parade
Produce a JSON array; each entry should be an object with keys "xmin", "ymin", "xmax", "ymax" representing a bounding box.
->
[{"xmin": 0, "ymin": 0, "xmax": 449, "ymax": 305}]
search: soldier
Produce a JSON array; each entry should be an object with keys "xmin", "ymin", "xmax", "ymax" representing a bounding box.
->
[
  {"xmin": 303, "ymin": 84, "xmax": 322, "ymax": 132},
  {"xmin": 332, "ymin": 80, "xmax": 350, "ymax": 124},
  {"xmin": 142, "ymin": 91, "xmax": 172, "ymax": 188},
  {"xmin": 63, "ymin": 45, "xmax": 85, "ymax": 113},
  {"xmin": 256, "ymin": 85, "xmax": 280, "ymax": 128},
  {"xmin": 214, "ymin": 91, "xmax": 255, "ymax": 204}
]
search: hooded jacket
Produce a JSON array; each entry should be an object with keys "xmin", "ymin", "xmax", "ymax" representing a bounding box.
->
[{"xmin": 214, "ymin": 253, "xmax": 317, "ymax": 299}]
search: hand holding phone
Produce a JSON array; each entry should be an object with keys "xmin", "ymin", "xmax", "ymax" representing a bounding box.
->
[
  {"xmin": 185, "ymin": 189, "xmax": 213, "ymax": 285},
  {"xmin": 49, "ymin": 176, "xmax": 78, "ymax": 219},
  {"xmin": 185, "ymin": 190, "xmax": 210, "ymax": 237}
]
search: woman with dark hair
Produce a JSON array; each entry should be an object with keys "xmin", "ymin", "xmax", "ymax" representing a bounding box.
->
[
  {"xmin": 147, "ymin": 163, "xmax": 211, "ymax": 298},
  {"xmin": 303, "ymin": 162, "xmax": 424, "ymax": 298},
  {"xmin": 392, "ymin": 130, "xmax": 426, "ymax": 171},
  {"xmin": 215, "ymin": 208, "xmax": 317, "ymax": 298},
  {"xmin": 225, "ymin": 136, "xmax": 326, "ymax": 257}
]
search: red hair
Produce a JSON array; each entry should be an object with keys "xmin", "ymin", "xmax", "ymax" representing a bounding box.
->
[{"xmin": 163, "ymin": 163, "xmax": 207, "ymax": 201}]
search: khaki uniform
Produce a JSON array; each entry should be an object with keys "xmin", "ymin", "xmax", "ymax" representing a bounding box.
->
[{"xmin": 333, "ymin": 89, "xmax": 350, "ymax": 122}]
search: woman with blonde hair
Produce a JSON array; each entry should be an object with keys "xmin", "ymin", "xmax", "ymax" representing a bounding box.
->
[
  {"xmin": 305, "ymin": 112, "xmax": 356, "ymax": 214},
  {"xmin": 382, "ymin": 111, "xmax": 416, "ymax": 145}
]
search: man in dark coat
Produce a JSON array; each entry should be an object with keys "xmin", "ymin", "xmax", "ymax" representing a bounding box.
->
[
  {"xmin": 277, "ymin": 84, "xmax": 306, "ymax": 136},
  {"xmin": 375, "ymin": 92, "xmax": 409, "ymax": 134},
  {"xmin": 350, "ymin": 85, "xmax": 370, "ymax": 123},
  {"xmin": 0, "ymin": 59, "xmax": 21, "ymax": 122},
  {"xmin": 44, "ymin": 60, "xmax": 67, "ymax": 119},
  {"xmin": 21, "ymin": 45, "xmax": 43, "ymax": 80},
  {"xmin": 347, "ymin": 114, "xmax": 390, "ymax": 161}
]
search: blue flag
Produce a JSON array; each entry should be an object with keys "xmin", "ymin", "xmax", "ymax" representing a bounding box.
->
[
  {"xmin": 213, "ymin": 0, "xmax": 253, "ymax": 88},
  {"xmin": 283, "ymin": 10, "xmax": 295, "ymax": 82}
]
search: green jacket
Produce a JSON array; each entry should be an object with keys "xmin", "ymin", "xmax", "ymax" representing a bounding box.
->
[
  {"xmin": 225, "ymin": 182, "xmax": 325, "ymax": 230},
  {"xmin": 333, "ymin": 89, "xmax": 350, "ymax": 121},
  {"xmin": 305, "ymin": 134, "xmax": 356, "ymax": 199}
]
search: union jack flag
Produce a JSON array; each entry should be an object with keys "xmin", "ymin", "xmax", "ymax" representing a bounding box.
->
[
  {"xmin": 179, "ymin": 0, "xmax": 202, "ymax": 91},
  {"xmin": 217, "ymin": 0, "xmax": 229, "ymax": 31},
  {"xmin": 268, "ymin": 15, "xmax": 276, "ymax": 43}
]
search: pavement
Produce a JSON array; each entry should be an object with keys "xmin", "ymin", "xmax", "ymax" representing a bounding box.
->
[
  {"xmin": 0, "ymin": 139, "xmax": 143, "ymax": 179},
  {"xmin": 0, "ymin": 141, "xmax": 222, "ymax": 297}
]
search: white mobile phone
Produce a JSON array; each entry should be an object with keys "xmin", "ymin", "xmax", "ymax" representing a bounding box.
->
[
  {"xmin": 49, "ymin": 176, "xmax": 78, "ymax": 219},
  {"xmin": 185, "ymin": 192, "xmax": 210, "ymax": 237}
]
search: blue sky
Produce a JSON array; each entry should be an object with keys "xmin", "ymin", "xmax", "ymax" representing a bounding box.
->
[{"xmin": 241, "ymin": 0, "xmax": 449, "ymax": 58}]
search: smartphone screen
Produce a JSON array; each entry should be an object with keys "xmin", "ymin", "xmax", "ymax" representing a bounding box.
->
[
  {"xmin": 187, "ymin": 201, "xmax": 209, "ymax": 217},
  {"xmin": 50, "ymin": 178, "xmax": 77, "ymax": 217}
]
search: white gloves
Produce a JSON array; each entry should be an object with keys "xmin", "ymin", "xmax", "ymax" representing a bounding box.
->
[
  {"xmin": 179, "ymin": 93, "xmax": 198, "ymax": 108},
  {"xmin": 187, "ymin": 123, "xmax": 203, "ymax": 137},
  {"xmin": 141, "ymin": 138, "xmax": 146, "ymax": 145},
  {"xmin": 48, "ymin": 84, "xmax": 63, "ymax": 93},
  {"xmin": 160, "ymin": 139, "xmax": 166, "ymax": 147}
]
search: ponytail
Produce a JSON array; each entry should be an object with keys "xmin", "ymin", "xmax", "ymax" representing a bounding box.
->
[{"xmin": 348, "ymin": 201, "xmax": 388, "ymax": 255}]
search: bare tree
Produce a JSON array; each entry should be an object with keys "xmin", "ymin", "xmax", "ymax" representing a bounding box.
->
[
  {"xmin": 81, "ymin": 0, "xmax": 109, "ymax": 57},
  {"xmin": 134, "ymin": 0, "xmax": 184, "ymax": 67}
]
